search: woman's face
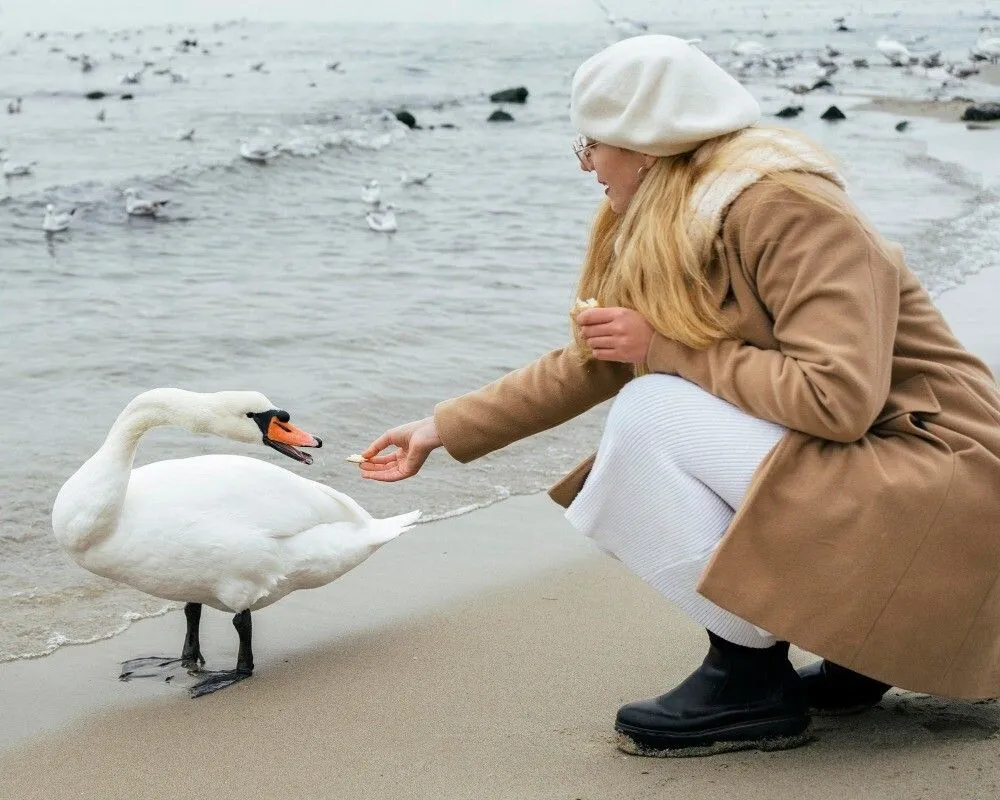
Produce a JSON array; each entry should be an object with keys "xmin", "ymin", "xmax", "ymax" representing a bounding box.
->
[{"xmin": 575, "ymin": 137, "xmax": 654, "ymax": 213}]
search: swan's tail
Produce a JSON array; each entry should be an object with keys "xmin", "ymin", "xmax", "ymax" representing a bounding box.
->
[{"xmin": 369, "ymin": 509, "xmax": 421, "ymax": 546}]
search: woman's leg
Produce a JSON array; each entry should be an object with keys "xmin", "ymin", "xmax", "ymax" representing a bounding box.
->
[
  {"xmin": 565, "ymin": 374, "xmax": 810, "ymax": 756},
  {"xmin": 566, "ymin": 373, "xmax": 785, "ymax": 645}
]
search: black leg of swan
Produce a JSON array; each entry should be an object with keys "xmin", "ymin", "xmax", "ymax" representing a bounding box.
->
[
  {"xmin": 189, "ymin": 610, "xmax": 254, "ymax": 698},
  {"xmin": 181, "ymin": 602, "xmax": 206, "ymax": 671},
  {"xmin": 119, "ymin": 602, "xmax": 208, "ymax": 681}
]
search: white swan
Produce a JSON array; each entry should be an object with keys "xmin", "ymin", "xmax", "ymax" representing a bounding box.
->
[{"xmin": 51, "ymin": 388, "xmax": 420, "ymax": 697}]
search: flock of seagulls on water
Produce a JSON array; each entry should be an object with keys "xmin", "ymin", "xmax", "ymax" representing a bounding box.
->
[{"xmin": 3, "ymin": 6, "xmax": 999, "ymax": 240}]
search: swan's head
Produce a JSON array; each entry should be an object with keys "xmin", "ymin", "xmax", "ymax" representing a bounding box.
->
[
  {"xmin": 46, "ymin": 203, "xmax": 54, "ymax": 213},
  {"xmin": 202, "ymin": 391, "xmax": 323, "ymax": 464}
]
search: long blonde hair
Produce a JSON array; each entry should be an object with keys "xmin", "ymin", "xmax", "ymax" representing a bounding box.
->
[{"xmin": 573, "ymin": 126, "xmax": 847, "ymax": 358}]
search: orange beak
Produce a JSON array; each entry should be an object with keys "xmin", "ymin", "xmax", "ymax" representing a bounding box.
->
[{"xmin": 266, "ymin": 417, "xmax": 321, "ymax": 448}]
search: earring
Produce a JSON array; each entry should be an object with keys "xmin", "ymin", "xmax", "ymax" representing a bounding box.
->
[{"xmin": 636, "ymin": 165, "xmax": 649, "ymax": 181}]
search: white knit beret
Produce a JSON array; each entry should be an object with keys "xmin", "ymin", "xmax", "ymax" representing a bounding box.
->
[{"xmin": 570, "ymin": 35, "xmax": 761, "ymax": 157}]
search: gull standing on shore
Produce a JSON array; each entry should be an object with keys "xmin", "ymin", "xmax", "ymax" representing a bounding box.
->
[{"xmin": 876, "ymin": 35, "xmax": 913, "ymax": 66}]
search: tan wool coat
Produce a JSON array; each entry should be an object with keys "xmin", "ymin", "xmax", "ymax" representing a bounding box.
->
[{"xmin": 433, "ymin": 173, "xmax": 1000, "ymax": 699}]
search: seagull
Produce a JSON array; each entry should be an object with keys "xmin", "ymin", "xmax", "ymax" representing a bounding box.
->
[
  {"xmin": 592, "ymin": 0, "xmax": 648, "ymax": 37},
  {"xmin": 876, "ymin": 35, "xmax": 913, "ymax": 66},
  {"xmin": 366, "ymin": 204, "xmax": 397, "ymax": 234},
  {"xmin": 400, "ymin": 170, "xmax": 432, "ymax": 187},
  {"xmin": 6, "ymin": 97, "xmax": 22, "ymax": 114},
  {"xmin": 973, "ymin": 26, "xmax": 1000, "ymax": 63},
  {"xmin": 96, "ymin": 108, "xmax": 106, "ymax": 122},
  {"xmin": 43, "ymin": 203, "xmax": 76, "ymax": 233},
  {"xmin": 119, "ymin": 69, "xmax": 143, "ymax": 85},
  {"xmin": 177, "ymin": 128, "xmax": 195, "ymax": 141},
  {"xmin": 324, "ymin": 60, "xmax": 342, "ymax": 71},
  {"xmin": 361, "ymin": 179, "xmax": 381, "ymax": 205},
  {"xmin": 124, "ymin": 187, "xmax": 169, "ymax": 217},
  {"xmin": 731, "ymin": 39, "xmax": 769, "ymax": 58},
  {"xmin": 3, "ymin": 159, "xmax": 36, "ymax": 177}
]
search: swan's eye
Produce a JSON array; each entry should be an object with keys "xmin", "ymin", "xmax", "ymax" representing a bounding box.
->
[{"xmin": 246, "ymin": 412, "xmax": 254, "ymax": 418}]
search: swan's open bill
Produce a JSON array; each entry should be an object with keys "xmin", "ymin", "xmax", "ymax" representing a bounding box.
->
[{"xmin": 52, "ymin": 388, "xmax": 420, "ymax": 699}]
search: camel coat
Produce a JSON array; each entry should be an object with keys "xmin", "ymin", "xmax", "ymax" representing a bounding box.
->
[{"xmin": 433, "ymin": 174, "xmax": 1000, "ymax": 699}]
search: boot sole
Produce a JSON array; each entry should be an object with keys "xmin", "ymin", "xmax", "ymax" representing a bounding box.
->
[{"xmin": 615, "ymin": 717, "xmax": 813, "ymax": 758}]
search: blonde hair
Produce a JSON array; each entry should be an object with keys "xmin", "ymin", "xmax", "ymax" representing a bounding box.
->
[{"xmin": 573, "ymin": 126, "xmax": 850, "ymax": 363}]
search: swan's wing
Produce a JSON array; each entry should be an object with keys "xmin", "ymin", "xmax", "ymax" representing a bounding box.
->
[{"xmin": 125, "ymin": 454, "xmax": 368, "ymax": 540}]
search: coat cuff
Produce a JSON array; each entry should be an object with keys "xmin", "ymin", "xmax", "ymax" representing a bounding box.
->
[{"xmin": 645, "ymin": 332, "xmax": 683, "ymax": 375}]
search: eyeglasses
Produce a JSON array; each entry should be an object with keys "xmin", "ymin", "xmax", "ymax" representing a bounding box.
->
[{"xmin": 573, "ymin": 134, "xmax": 599, "ymax": 167}]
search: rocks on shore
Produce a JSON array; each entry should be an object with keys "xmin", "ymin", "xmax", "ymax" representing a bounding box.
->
[
  {"xmin": 775, "ymin": 105, "xmax": 803, "ymax": 118},
  {"xmin": 961, "ymin": 102, "xmax": 1000, "ymax": 122},
  {"xmin": 487, "ymin": 109, "xmax": 515, "ymax": 123},
  {"xmin": 489, "ymin": 86, "xmax": 529, "ymax": 104},
  {"xmin": 85, "ymin": 90, "xmax": 107, "ymax": 100},
  {"xmin": 820, "ymin": 105, "xmax": 847, "ymax": 121},
  {"xmin": 394, "ymin": 109, "xmax": 419, "ymax": 129}
]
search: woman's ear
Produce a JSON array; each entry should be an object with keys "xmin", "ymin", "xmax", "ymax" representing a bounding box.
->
[{"xmin": 641, "ymin": 154, "xmax": 657, "ymax": 169}]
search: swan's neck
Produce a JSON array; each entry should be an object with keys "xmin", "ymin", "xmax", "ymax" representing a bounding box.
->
[{"xmin": 52, "ymin": 389, "xmax": 199, "ymax": 553}]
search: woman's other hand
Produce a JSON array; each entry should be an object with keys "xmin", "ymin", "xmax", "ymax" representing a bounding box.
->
[
  {"xmin": 576, "ymin": 306, "xmax": 654, "ymax": 364},
  {"xmin": 359, "ymin": 416, "xmax": 442, "ymax": 482}
]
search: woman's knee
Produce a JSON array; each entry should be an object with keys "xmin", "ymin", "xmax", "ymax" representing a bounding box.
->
[{"xmin": 606, "ymin": 374, "xmax": 709, "ymax": 443}]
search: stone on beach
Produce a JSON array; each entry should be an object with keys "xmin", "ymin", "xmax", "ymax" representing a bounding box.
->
[
  {"xmin": 961, "ymin": 102, "xmax": 1000, "ymax": 122},
  {"xmin": 489, "ymin": 86, "xmax": 529, "ymax": 103},
  {"xmin": 820, "ymin": 105, "xmax": 847, "ymax": 121},
  {"xmin": 487, "ymin": 109, "xmax": 515, "ymax": 122}
]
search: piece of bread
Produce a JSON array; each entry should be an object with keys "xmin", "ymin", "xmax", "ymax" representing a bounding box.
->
[
  {"xmin": 345, "ymin": 454, "xmax": 366, "ymax": 464},
  {"xmin": 570, "ymin": 297, "xmax": 599, "ymax": 319}
]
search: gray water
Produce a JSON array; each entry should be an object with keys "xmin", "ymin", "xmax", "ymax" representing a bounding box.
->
[{"xmin": 2, "ymin": 1, "xmax": 1000, "ymax": 661}]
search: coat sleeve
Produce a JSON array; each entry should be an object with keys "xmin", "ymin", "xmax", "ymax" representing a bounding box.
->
[
  {"xmin": 433, "ymin": 346, "xmax": 632, "ymax": 462},
  {"xmin": 645, "ymin": 178, "xmax": 899, "ymax": 443}
]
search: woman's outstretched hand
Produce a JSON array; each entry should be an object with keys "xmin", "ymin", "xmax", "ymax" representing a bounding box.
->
[
  {"xmin": 358, "ymin": 416, "xmax": 443, "ymax": 482},
  {"xmin": 576, "ymin": 306, "xmax": 654, "ymax": 364}
]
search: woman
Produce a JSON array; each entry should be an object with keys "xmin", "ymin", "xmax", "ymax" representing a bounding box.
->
[{"xmin": 359, "ymin": 35, "xmax": 1000, "ymax": 757}]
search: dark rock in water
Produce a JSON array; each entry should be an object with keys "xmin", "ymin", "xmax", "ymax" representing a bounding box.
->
[
  {"xmin": 489, "ymin": 86, "xmax": 529, "ymax": 104},
  {"xmin": 852, "ymin": 58, "xmax": 869, "ymax": 68},
  {"xmin": 438, "ymin": 123, "xmax": 457, "ymax": 129},
  {"xmin": 487, "ymin": 109, "xmax": 515, "ymax": 122},
  {"xmin": 811, "ymin": 78, "xmax": 834, "ymax": 91},
  {"xmin": 775, "ymin": 105, "xmax": 803, "ymax": 118},
  {"xmin": 895, "ymin": 120, "xmax": 910, "ymax": 132},
  {"xmin": 120, "ymin": 93, "xmax": 134, "ymax": 100},
  {"xmin": 961, "ymin": 103, "xmax": 1000, "ymax": 122},
  {"xmin": 394, "ymin": 109, "xmax": 418, "ymax": 129},
  {"xmin": 85, "ymin": 90, "xmax": 107, "ymax": 100},
  {"xmin": 820, "ymin": 105, "xmax": 846, "ymax": 121},
  {"xmin": 966, "ymin": 122, "xmax": 995, "ymax": 131}
]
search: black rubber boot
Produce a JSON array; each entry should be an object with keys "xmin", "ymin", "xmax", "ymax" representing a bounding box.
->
[
  {"xmin": 797, "ymin": 659, "xmax": 891, "ymax": 715},
  {"xmin": 615, "ymin": 630, "xmax": 812, "ymax": 757}
]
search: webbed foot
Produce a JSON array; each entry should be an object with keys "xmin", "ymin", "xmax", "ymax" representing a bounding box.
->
[{"xmin": 189, "ymin": 667, "xmax": 253, "ymax": 698}]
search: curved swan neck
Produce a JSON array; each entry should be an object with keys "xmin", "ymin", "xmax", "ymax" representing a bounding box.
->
[
  {"xmin": 51, "ymin": 389, "xmax": 212, "ymax": 554},
  {"xmin": 107, "ymin": 388, "xmax": 202, "ymax": 454}
]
